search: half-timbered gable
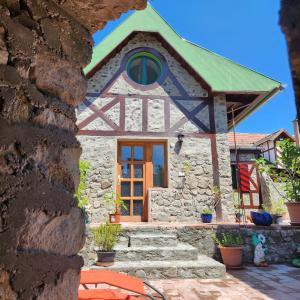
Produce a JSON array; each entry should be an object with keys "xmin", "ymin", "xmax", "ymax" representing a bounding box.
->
[{"xmin": 77, "ymin": 5, "xmax": 282, "ymax": 223}]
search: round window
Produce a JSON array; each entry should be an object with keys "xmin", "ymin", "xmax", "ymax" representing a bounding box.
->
[{"xmin": 127, "ymin": 52, "xmax": 162, "ymax": 85}]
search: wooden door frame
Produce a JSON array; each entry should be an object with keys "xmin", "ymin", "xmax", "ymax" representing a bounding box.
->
[{"xmin": 117, "ymin": 140, "xmax": 167, "ymax": 222}]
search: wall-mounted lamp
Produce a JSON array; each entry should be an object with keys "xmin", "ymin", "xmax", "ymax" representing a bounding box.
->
[{"xmin": 177, "ymin": 134, "xmax": 184, "ymax": 144}]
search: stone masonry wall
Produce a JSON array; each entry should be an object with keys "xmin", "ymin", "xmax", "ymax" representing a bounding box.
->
[
  {"xmin": 0, "ymin": 0, "xmax": 146, "ymax": 298},
  {"xmin": 82, "ymin": 224, "xmax": 300, "ymax": 266},
  {"xmin": 77, "ymin": 32, "xmax": 234, "ymax": 223}
]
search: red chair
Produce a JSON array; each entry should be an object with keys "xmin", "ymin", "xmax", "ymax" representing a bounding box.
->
[{"xmin": 78, "ymin": 270, "xmax": 166, "ymax": 300}]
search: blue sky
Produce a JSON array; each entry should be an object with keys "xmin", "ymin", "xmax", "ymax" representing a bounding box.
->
[{"xmin": 93, "ymin": 0, "xmax": 296, "ymax": 134}]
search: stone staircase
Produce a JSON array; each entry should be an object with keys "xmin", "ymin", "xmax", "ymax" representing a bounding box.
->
[{"xmin": 92, "ymin": 228, "xmax": 225, "ymax": 279}]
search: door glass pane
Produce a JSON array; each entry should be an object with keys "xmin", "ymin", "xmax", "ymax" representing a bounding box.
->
[
  {"xmin": 133, "ymin": 164, "xmax": 143, "ymax": 178},
  {"xmin": 121, "ymin": 146, "xmax": 131, "ymax": 161},
  {"xmin": 121, "ymin": 200, "xmax": 130, "ymax": 216},
  {"xmin": 133, "ymin": 146, "xmax": 143, "ymax": 161},
  {"xmin": 121, "ymin": 182, "xmax": 130, "ymax": 197},
  {"xmin": 121, "ymin": 163, "xmax": 131, "ymax": 178},
  {"xmin": 153, "ymin": 144, "xmax": 165, "ymax": 187},
  {"xmin": 133, "ymin": 182, "xmax": 143, "ymax": 197},
  {"xmin": 133, "ymin": 200, "xmax": 143, "ymax": 216}
]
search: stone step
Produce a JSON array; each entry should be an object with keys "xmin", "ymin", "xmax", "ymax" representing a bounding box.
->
[
  {"xmin": 122, "ymin": 225, "xmax": 177, "ymax": 235},
  {"xmin": 129, "ymin": 233, "xmax": 178, "ymax": 247},
  {"xmin": 90, "ymin": 255, "xmax": 226, "ymax": 279},
  {"xmin": 114, "ymin": 243, "xmax": 198, "ymax": 262}
]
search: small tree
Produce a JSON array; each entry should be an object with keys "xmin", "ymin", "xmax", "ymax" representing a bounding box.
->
[{"xmin": 256, "ymin": 139, "xmax": 300, "ymax": 202}]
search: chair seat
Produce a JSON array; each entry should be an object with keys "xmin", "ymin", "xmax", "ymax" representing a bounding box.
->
[
  {"xmin": 78, "ymin": 289, "xmax": 143, "ymax": 300},
  {"xmin": 80, "ymin": 270, "xmax": 146, "ymax": 296}
]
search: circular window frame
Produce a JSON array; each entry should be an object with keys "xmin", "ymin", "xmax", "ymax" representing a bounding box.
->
[{"xmin": 122, "ymin": 47, "xmax": 167, "ymax": 90}]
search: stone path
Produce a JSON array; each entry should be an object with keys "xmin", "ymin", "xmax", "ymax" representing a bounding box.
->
[
  {"xmin": 86, "ymin": 265, "xmax": 300, "ymax": 299},
  {"xmin": 146, "ymin": 264, "xmax": 300, "ymax": 300}
]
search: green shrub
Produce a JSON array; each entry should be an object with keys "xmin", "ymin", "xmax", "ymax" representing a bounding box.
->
[
  {"xmin": 212, "ymin": 232, "xmax": 243, "ymax": 247},
  {"xmin": 256, "ymin": 139, "xmax": 300, "ymax": 202},
  {"xmin": 75, "ymin": 160, "xmax": 90, "ymax": 209},
  {"xmin": 262, "ymin": 198, "xmax": 287, "ymax": 216},
  {"xmin": 91, "ymin": 223, "xmax": 121, "ymax": 252}
]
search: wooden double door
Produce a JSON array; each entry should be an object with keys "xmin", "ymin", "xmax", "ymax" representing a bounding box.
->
[{"xmin": 117, "ymin": 141, "xmax": 166, "ymax": 222}]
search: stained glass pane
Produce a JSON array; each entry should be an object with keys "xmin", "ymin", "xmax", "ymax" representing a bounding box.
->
[
  {"xmin": 133, "ymin": 146, "xmax": 143, "ymax": 161},
  {"xmin": 133, "ymin": 164, "xmax": 143, "ymax": 178},
  {"xmin": 121, "ymin": 163, "xmax": 131, "ymax": 178},
  {"xmin": 133, "ymin": 200, "xmax": 143, "ymax": 216},
  {"xmin": 121, "ymin": 200, "xmax": 130, "ymax": 216},
  {"xmin": 133, "ymin": 182, "xmax": 143, "ymax": 197},
  {"xmin": 121, "ymin": 146, "xmax": 131, "ymax": 161},
  {"xmin": 121, "ymin": 182, "xmax": 130, "ymax": 197},
  {"xmin": 153, "ymin": 144, "xmax": 165, "ymax": 187}
]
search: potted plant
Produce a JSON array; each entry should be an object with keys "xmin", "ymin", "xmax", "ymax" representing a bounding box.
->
[
  {"xmin": 262, "ymin": 198, "xmax": 287, "ymax": 224},
  {"xmin": 212, "ymin": 232, "xmax": 244, "ymax": 269},
  {"xmin": 91, "ymin": 223, "xmax": 121, "ymax": 266},
  {"xmin": 104, "ymin": 192, "xmax": 127, "ymax": 224},
  {"xmin": 256, "ymin": 140, "xmax": 300, "ymax": 225},
  {"xmin": 201, "ymin": 208, "xmax": 213, "ymax": 223}
]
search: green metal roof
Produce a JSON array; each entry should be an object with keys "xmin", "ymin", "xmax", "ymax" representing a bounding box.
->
[{"xmin": 84, "ymin": 3, "xmax": 281, "ymax": 93}]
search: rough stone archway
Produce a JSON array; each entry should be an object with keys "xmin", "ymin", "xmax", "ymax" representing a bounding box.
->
[{"xmin": 0, "ymin": 1, "xmax": 146, "ymax": 299}]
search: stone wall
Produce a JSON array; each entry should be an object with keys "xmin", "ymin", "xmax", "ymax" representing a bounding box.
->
[
  {"xmin": 82, "ymin": 224, "xmax": 300, "ymax": 266},
  {"xmin": 177, "ymin": 224, "xmax": 300, "ymax": 264},
  {"xmin": 0, "ymin": 0, "xmax": 146, "ymax": 298},
  {"xmin": 77, "ymin": 32, "xmax": 234, "ymax": 223},
  {"xmin": 149, "ymin": 137, "xmax": 214, "ymax": 222}
]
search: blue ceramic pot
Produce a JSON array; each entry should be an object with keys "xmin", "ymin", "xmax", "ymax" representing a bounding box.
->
[
  {"xmin": 201, "ymin": 214, "xmax": 213, "ymax": 223},
  {"xmin": 251, "ymin": 211, "xmax": 273, "ymax": 226}
]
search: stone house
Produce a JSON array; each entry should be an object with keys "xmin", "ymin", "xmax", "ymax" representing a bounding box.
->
[{"xmin": 77, "ymin": 5, "xmax": 282, "ymax": 223}]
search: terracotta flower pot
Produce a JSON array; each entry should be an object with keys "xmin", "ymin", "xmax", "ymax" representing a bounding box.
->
[
  {"xmin": 109, "ymin": 213, "xmax": 121, "ymax": 224},
  {"xmin": 219, "ymin": 246, "xmax": 243, "ymax": 269},
  {"xmin": 286, "ymin": 202, "xmax": 300, "ymax": 226}
]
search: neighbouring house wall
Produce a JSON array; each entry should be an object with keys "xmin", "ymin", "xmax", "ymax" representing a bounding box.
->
[{"xmin": 77, "ymin": 33, "xmax": 234, "ymax": 223}]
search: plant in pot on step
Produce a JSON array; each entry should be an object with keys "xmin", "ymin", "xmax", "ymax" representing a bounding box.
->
[
  {"xmin": 256, "ymin": 139, "xmax": 300, "ymax": 225},
  {"xmin": 104, "ymin": 192, "xmax": 127, "ymax": 224},
  {"xmin": 91, "ymin": 223, "xmax": 121, "ymax": 267},
  {"xmin": 212, "ymin": 232, "xmax": 244, "ymax": 269},
  {"xmin": 201, "ymin": 208, "xmax": 213, "ymax": 223},
  {"xmin": 262, "ymin": 198, "xmax": 287, "ymax": 224}
]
